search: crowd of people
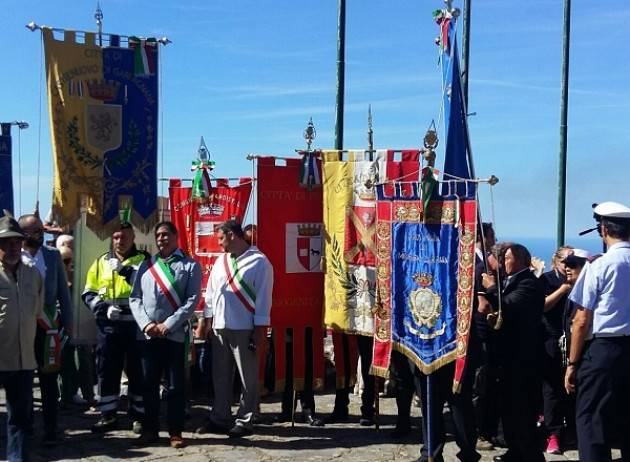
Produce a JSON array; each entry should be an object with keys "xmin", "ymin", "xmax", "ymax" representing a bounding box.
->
[{"xmin": 0, "ymin": 200, "xmax": 629, "ymax": 462}]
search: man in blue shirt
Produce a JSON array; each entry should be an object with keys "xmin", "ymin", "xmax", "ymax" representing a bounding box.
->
[
  {"xmin": 130, "ymin": 221, "xmax": 201, "ymax": 449},
  {"xmin": 565, "ymin": 201, "xmax": 630, "ymax": 462}
]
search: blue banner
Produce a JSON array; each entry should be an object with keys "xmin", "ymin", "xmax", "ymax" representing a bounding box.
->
[
  {"xmin": 101, "ymin": 38, "xmax": 158, "ymax": 226},
  {"xmin": 375, "ymin": 184, "xmax": 477, "ymax": 377},
  {"xmin": 0, "ymin": 124, "xmax": 13, "ymax": 214}
]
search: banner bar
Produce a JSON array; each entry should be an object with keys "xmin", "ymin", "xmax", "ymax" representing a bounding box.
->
[{"xmin": 26, "ymin": 21, "xmax": 172, "ymax": 45}]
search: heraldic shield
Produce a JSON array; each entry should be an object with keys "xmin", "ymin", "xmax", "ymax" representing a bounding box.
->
[
  {"xmin": 286, "ymin": 223, "xmax": 323, "ymax": 273},
  {"xmin": 86, "ymin": 104, "xmax": 122, "ymax": 152}
]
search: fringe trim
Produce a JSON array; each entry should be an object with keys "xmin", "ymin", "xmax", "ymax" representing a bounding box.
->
[
  {"xmin": 392, "ymin": 341, "xmax": 456, "ymax": 375},
  {"xmin": 370, "ymin": 364, "xmax": 390, "ymax": 379}
]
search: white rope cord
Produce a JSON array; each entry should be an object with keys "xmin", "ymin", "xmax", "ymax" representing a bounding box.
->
[
  {"xmin": 159, "ymin": 46, "xmax": 165, "ymax": 201},
  {"xmin": 36, "ymin": 31, "xmax": 44, "ymax": 208},
  {"xmin": 17, "ymin": 128, "xmax": 22, "ymax": 215}
]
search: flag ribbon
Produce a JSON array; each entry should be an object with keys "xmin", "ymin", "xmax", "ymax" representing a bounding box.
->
[
  {"xmin": 191, "ymin": 160, "xmax": 215, "ymax": 200},
  {"xmin": 223, "ymin": 253, "xmax": 256, "ymax": 314},
  {"xmin": 37, "ymin": 305, "xmax": 62, "ymax": 372},
  {"xmin": 147, "ymin": 254, "xmax": 184, "ymax": 311}
]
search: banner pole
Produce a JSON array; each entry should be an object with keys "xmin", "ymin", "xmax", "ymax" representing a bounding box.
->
[{"xmin": 427, "ymin": 373, "xmax": 434, "ymax": 462}]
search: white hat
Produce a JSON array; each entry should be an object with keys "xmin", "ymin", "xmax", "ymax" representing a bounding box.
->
[
  {"xmin": 593, "ymin": 201, "xmax": 630, "ymax": 219},
  {"xmin": 572, "ymin": 248, "xmax": 591, "ymax": 259}
]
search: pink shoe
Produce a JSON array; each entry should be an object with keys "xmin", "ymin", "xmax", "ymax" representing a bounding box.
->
[{"xmin": 546, "ymin": 434, "xmax": 562, "ymax": 455}]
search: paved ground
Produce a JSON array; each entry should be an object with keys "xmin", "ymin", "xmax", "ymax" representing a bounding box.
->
[{"xmin": 2, "ymin": 385, "xmax": 622, "ymax": 462}]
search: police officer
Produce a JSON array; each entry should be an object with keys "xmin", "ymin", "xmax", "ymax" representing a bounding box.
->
[
  {"xmin": 565, "ymin": 201, "xmax": 630, "ymax": 462},
  {"xmin": 83, "ymin": 222, "xmax": 149, "ymax": 433}
]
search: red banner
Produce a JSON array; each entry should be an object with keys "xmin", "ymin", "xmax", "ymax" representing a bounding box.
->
[
  {"xmin": 257, "ymin": 156, "xmax": 325, "ymax": 391},
  {"xmin": 169, "ymin": 178, "xmax": 252, "ymax": 311}
]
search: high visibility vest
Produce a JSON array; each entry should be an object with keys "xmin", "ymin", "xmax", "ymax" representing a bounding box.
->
[{"xmin": 83, "ymin": 250, "xmax": 148, "ymax": 304}]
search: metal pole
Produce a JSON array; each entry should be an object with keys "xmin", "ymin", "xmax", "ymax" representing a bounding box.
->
[
  {"xmin": 334, "ymin": 0, "xmax": 346, "ymax": 151},
  {"xmin": 461, "ymin": 0, "xmax": 472, "ymax": 108},
  {"xmin": 557, "ymin": 0, "xmax": 571, "ymax": 248}
]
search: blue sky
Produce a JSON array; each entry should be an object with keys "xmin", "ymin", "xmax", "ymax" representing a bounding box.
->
[{"xmin": 1, "ymin": 0, "xmax": 628, "ymax": 243}]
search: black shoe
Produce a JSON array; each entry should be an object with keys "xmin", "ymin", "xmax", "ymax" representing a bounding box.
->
[
  {"xmin": 228, "ymin": 424, "xmax": 253, "ymax": 438},
  {"xmin": 275, "ymin": 412, "xmax": 292, "ymax": 423},
  {"xmin": 325, "ymin": 411, "xmax": 349, "ymax": 424},
  {"xmin": 91, "ymin": 416, "xmax": 118, "ymax": 433},
  {"xmin": 42, "ymin": 432, "xmax": 61, "ymax": 447},
  {"xmin": 359, "ymin": 416, "xmax": 375, "ymax": 426},
  {"xmin": 390, "ymin": 425, "xmax": 411, "ymax": 438},
  {"xmin": 195, "ymin": 420, "xmax": 229, "ymax": 434},
  {"xmin": 133, "ymin": 432, "xmax": 160, "ymax": 446},
  {"xmin": 493, "ymin": 453, "xmax": 517, "ymax": 462},
  {"xmin": 302, "ymin": 410, "xmax": 325, "ymax": 427}
]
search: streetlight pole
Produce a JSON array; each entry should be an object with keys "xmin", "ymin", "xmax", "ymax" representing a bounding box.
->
[
  {"xmin": 334, "ymin": 0, "xmax": 346, "ymax": 151},
  {"xmin": 557, "ymin": 0, "xmax": 571, "ymax": 247}
]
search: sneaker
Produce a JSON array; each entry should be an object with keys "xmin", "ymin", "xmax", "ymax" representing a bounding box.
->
[
  {"xmin": 91, "ymin": 416, "xmax": 118, "ymax": 433},
  {"xmin": 72, "ymin": 394, "xmax": 88, "ymax": 405},
  {"xmin": 228, "ymin": 424, "xmax": 253, "ymax": 438},
  {"xmin": 476, "ymin": 437, "xmax": 495, "ymax": 451},
  {"xmin": 195, "ymin": 420, "xmax": 229, "ymax": 434},
  {"xmin": 546, "ymin": 434, "xmax": 561, "ymax": 455},
  {"xmin": 359, "ymin": 416, "xmax": 375, "ymax": 427},
  {"xmin": 169, "ymin": 435, "xmax": 186, "ymax": 449},
  {"xmin": 132, "ymin": 420, "xmax": 143, "ymax": 434}
]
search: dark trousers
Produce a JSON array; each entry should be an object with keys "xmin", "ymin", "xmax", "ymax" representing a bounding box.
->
[
  {"xmin": 37, "ymin": 371, "xmax": 58, "ymax": 436},
  {"xmin": 0, "ymin": 370, "xmax": 33, "ymax": 462},
  {"xmin": 282, "ymin": 328, "xmax": 316, "ymax": 415},
  {"xmin": 472, "ymin": 340, "xmax": 501, "ymax": 440},
  {"xmin": 96, "ymin": 323, "xmax": 144, "ymax": 418},
  {"xmin": 60, "ymin": 344, "xmax": 95, "ymax": 403},
  {"xmin": 500, "ymin": 366, "xmax": 545, "ymax": 462},
  {"xmin": 576, "ymin": 337, "xmax": 630, "ymax": 462},
  {"xmin": 141, "ymin": 338, "xmax": 185, "ymax": 435},
  {"xmin": 390, "ymin": 350, "xmax": 414, "ymax": 430},
  {"xmin": 333, "ymin": 334, "xmax": 375, "ymax": 418},
  {"xmin": 542, "ymin": 337, "xmax": 567, "ymax": 437},
  {"xmin": 415, "ymin": 363, "xmax": 480, "ymax": 462}
]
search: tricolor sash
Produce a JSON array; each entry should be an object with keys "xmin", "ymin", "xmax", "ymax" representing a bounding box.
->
[
  {"xmin": 147, "ymin": 255, "xmax": 184, "ymax": 311},
  {"xmin": 223, "ymin": 253, "xmax": 256, "ymax": 314},
  {"xmin": 37, "ymin": 305, "xmax": 62, "ymax": 373}
]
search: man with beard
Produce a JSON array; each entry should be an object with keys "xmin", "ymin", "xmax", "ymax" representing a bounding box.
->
[
  {"xmin": 0, "ymin": 215, "xmax": 44, "ymax": 462},
  {"xmin": 198, "ymin": 220, "xmax": 273, "ymax": 438},
  {"xmin": 82, "ymin": 221, "xmax": 149, "ymax": 433},
  {"xmin": 19, "ymin": 214, "xmax": 73, "ymax": 445}
]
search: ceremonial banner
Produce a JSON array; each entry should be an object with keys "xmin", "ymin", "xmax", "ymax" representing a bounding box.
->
[
  {"xmin": 322, "ymin": 150, "xmax": 420, "ymax": 336},
  {"xmin": 372, "ymin": 185, "xmax": 477, "ymax": 389},
  {"xmin": 168, "ymin": 178, "xmax": 252, "ymax": 311},
  {"xmin": 257, "ymin": 157, "xmax": 325, "ymax": 391},
  {"xmin": 44, "ymin": 29, "xmax": 159, "ymax": 237},
  {"xmin": 0, "ymin": 124, "xmax": 13, "ymax": 214}
]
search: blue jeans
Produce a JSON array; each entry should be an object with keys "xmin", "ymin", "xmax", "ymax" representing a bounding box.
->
[
  {"xmin": 141, "ymin": 339, "xmax": 185, "ymax": 435},
  {"xmin": 0, "ymin": 370, "xmax": 34, "ymax": 462}
]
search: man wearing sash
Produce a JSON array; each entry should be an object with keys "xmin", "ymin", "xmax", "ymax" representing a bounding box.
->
[
  {"xmin": 130, "ymin": 221, "xmax": 201, "ymax": 448},
  {"xmin": 197, "ymin": 220, "xmax": 273, "ymax": 438},
  {"xmin": 82, "ymin": 221, "xmax": 149, "ymax": 433},
  {"xmin": 19, "ymin": 214, "xmax": 73, "ymax": 446}
]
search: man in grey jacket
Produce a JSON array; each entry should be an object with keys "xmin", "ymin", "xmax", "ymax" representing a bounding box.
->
[
  {"xmin": 130, "ymin": 221, "xmax": 201, "ymax": 449},
  {"xmin": 19, "ymin": 214, "xmax": 73, "ymax": 445},
  {"xmin": 0, "ymin": 215, "xmax": 44, "ymax": 462}
]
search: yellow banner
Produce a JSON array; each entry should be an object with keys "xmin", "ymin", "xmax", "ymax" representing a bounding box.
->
[
  {"xmin": 323, "ymin": 150, "xmax": 386, "ymax": 335},
  {"xmin": 44, "ymin": 28, "xmax": 107, "ymax": 231}
]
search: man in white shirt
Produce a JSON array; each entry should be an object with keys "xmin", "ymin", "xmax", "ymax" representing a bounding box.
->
[{"xmin": 197, "ymin": 220, "xmax": 273, "ymax": 438}]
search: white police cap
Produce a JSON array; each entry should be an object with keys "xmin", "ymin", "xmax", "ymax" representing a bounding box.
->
[{"xmin": 593, "ymin": 201, "xmax": 630, "ymax": 219}]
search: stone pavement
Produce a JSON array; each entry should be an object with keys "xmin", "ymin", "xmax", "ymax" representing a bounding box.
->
[{"xmin": 3, "ymin": 386, "xmax": 622, "ymax": 462}]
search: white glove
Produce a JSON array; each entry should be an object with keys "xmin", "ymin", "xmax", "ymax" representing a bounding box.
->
[
  {"xmin": 106, "ymin": 305, "xmax": 123, "ymax": 321},
  {"xmin": 108, "ymin": 258, "xmax": 123, "ymax": 272}
]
